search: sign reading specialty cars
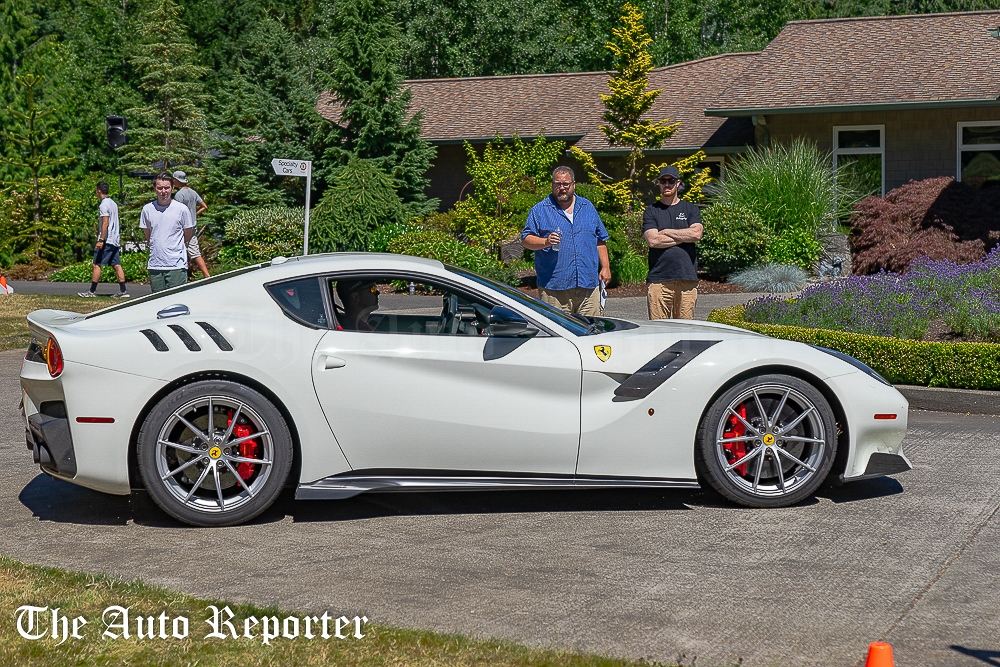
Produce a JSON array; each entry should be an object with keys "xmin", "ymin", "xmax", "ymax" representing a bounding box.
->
[
  {"xmin": 270, "ymin": 158, "xmax": 313, "ymax": 254},
  {"xmin": 271, "ymin": 158, "xmax": 311, "ymax": 177}
]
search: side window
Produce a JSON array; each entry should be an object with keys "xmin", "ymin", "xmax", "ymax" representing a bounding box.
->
[
  {"xmin": 266, "ymin": 277, "xmax": 329, "ymax": 328},
  {"xmin": 330, "ymin": 276, "xmax": 495, "ymax": 336}
]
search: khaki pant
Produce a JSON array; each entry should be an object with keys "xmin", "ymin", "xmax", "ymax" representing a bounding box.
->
[
  {"xmin": 647, "ymin": 280, "xmax": 698, "ymax": 320},
  {"xmin": 539, "ymin": 286, "xmax": 603, "ymax": 317}
]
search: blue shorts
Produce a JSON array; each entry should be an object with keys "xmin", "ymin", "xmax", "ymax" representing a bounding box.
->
[{"xmin": 93, "ymin": 244, "xmax": 121, "ymax": 266}]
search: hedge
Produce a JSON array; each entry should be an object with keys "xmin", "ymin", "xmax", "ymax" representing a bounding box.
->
[{"xmin": 708, "ymin": 305, "xmax": 1000, "ymax": 390}]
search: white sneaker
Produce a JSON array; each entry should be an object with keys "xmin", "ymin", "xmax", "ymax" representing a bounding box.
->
[
  {"xmin": 112, "ymin": 291, "xmax": 130, "ymax": 298},
  {"xmin": 78, "ymin": 291, "xmax": 96, "ymax": 298}
]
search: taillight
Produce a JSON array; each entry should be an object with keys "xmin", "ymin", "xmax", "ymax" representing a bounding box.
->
[{"xmin": 44, "ymin": 338, "xmax": 63, "ymax": 377}]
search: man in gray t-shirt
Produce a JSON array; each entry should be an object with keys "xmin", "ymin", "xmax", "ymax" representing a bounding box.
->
[
  {"xmin": 172, "ymin": 170, "xmax": 210, "ymax": 278},
  {"xmin": 141, "ymin": 173, "xmax": 194, "ymax": 292},
  {"xmin": 78, "ymin": 181, "xmax": 129, "ymax": 298}
]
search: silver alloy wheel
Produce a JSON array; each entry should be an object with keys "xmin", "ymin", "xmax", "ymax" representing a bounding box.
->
[
  {"xmin": 713, "ymin": 383, "xmax": 826, "ymax": 498},
  {"xmin": 155, "ymin": 395, "xmax": 274, "ymax": 514}
]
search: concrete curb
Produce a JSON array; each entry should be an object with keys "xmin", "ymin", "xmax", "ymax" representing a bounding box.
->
[{"xmin": 896, "ymin": 384, "xmax": 1000, "ymax": 416}]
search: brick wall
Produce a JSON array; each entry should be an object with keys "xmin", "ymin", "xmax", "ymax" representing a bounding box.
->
[{"xmin": 766, "ymin": 107, "xmax": 1000, "ymax": 191}]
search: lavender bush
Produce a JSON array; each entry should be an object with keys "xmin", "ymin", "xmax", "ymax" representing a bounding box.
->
[{"xmin": 744, "ymin": 246, "xmax": 1000, "ymax": 341}]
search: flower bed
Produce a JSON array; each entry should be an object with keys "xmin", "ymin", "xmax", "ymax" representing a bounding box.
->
[
  {"xmin": 742, "ymin": 248, "xmax": 1000, "ymax": 342},
  {"xmin": 708, "ymin": 305, "xmax": 1000, "ymax": 390}
]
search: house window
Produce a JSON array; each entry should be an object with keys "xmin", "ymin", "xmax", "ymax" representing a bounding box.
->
[
  {"xmin": 697, "ymin": 156, "xmax": 725, "ymax": 180},
  {"xmin": 833, "ymin": 125, "xmax": 884, "ymax": 197},
  {"xmin": 957, "ymin": 121, "xmax": 1000, "ymax": 186}
]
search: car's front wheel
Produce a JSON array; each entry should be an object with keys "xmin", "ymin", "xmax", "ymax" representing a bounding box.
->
[
  {"xmin": 695, "ymin": 374, "xmax": 836, "ymax": 507},
  {"xmin": 137, "ymin": 380, "xmax": 293, "ymax": 526}
]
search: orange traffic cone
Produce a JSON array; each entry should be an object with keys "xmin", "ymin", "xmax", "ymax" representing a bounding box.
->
[
  {"xmin": 0, "ymin": 276, "xmax": 9, "ymax": 295},
  {"xmin": 864, "ymin": 642, "xmax": 894, "ymax": 667}
]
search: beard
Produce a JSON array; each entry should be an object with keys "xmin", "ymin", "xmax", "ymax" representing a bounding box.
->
[{"xmin": 554, "ymin": 190, "xmax": 572, "ymax": 203}]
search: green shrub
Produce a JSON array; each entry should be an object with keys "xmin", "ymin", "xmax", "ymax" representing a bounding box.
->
[
  {"xmin": 708, "ymin": 305, "xmax": 1000, "ymax": 389},
  {"xmin": 602, "ymin": 218, "xmax": 648, "ymax": 285},
  {"xmin": 310, "ymin": 157, "xmax": 408, "ymax": 253},
  {"xmin": 698, "ymin": 205, "xmax": 772, "ymax": 278},
  {"xmin": 388, "ymin": 231, "xmax": 518, "ymax": 285},
  {"xmin": 457, "ymin": 134, "xmax": 564, "ymax": 255},
  {"xmin": 368, "ymin": 221, "xmax": 417, "ymax": 253},
  {"xmin": 612, "ymin": 250, "xmax": 648, "ymax": 285},
  {"xmin": 50, "ymin": 253, "xmax": 151, "ymax": 282},
  {"xmin": 217, "ymin": 206, "xmax": 304, "ymax": 267},
  {"xmin": 716, "ymin": 139, "xmax": 854, "ymax": 269},
  {"xmin": 728, "ymin": 263, "xmax": 807, "ymax": 293}
]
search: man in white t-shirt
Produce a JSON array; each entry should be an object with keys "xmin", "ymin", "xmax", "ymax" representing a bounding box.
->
[
  {"xmin": 78, "ymin": 182, "xmax": 129, "ymax": 298},
  {"xmin": 140, "ymin": 173, "xmax": 194, "ymax": 293}
]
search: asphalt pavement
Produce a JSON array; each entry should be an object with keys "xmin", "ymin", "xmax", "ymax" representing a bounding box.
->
[{"xmin": 2, "ymin": 348, "xmax": 999, "ymax": 666}]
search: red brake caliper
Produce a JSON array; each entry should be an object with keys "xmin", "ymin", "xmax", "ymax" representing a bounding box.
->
[
  {"xmin": 227, "ymin": 409, "xmax": 258, "ymax": 481},
  {"xmin": 722, "ymin": 404, "xmax": 748, "ymax": 476}
]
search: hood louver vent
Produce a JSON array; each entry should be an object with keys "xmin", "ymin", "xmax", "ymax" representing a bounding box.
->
[
  {"xmin": 140, "ymin": 329, "xmax": 169, "ymax": 352},
  {"xmin": 196, "ymin": 322, "xmax": 233, "ymax": 351},
  {"xmin": 167, "ymin": 325, "xmax": 201, "ymax": 351}
]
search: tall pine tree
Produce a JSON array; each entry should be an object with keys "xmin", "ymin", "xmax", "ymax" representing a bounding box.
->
[
  {"xmin": 318, "ymin": 0, "xmax": 437, "ymax": 215},
  {"xmin": 124, "ymin": 0, "xmax": 208, "ymax": 174}
]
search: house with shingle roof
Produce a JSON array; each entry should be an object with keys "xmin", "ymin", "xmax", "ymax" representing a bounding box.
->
[
  {"xmin": 708, "ymin": 10, "xmax": 1000, "ymax": 196},
  {"xmin": 318, "ymin": 53, "xmax": 757, "ymax": 208},
  {"xmin": 318, "ymin": 10, "xmax": 1000, "ymax": 207}
]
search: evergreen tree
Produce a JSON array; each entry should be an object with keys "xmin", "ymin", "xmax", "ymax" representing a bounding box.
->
[
  {"xmin": 598, "ymin": 1, "xmax": 679, "ymax": 208},
  {"xmin": 1, "ymin": 74, "xmax": 75, "ymax": 257},
  {"xmin": 202, "ymin": 16, "xmax": 324, "ymax": 228},
  {"xmin": 317, "ymin": 0, "xmax": 437, "ymax": 215},
  {"xmin": 124, "ymin": 0, "xmax": 208, "ymax": 174}
]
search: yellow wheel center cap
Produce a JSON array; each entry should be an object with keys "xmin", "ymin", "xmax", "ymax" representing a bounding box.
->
[
  {"xmin": 762, "ymin": 434, "xmax": 775, "ymax": 446},
  {"xmin": 208, "ymin": 446, "xmax": 222, "ymax": 459}
]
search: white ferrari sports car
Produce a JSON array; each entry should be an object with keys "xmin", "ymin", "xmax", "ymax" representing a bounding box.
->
[{"xmin": 21, "ymin": 253, "xmax": 910, "ymax": 526}]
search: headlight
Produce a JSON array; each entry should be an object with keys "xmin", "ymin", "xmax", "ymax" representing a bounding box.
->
[{"xmin": 810, "ymin": 345, "xmax": 890, "ymax": 386}]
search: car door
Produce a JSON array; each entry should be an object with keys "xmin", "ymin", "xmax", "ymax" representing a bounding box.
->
[{"xmin": 310, "ymin": 274, "xmax": 583, "ymax": 475}]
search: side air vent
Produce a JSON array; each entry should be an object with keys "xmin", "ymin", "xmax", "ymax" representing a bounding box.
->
[
  {"xmin": 140, "ymin": 329, "xmax": 169, "ymax": 352},
  {"xmin": 167, "ymin": 325, "xmax": 201, "ymax": 351},
  {"xmin": 196, "ymin": 322, "xmax": 233, "ymax": 351}
]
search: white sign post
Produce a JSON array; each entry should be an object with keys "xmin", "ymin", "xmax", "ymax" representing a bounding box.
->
[{"xmin": 270, "ymin": 158, "xmax": 313, "ymax": 255}]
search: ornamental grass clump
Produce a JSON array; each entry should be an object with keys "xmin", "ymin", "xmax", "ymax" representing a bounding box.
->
[
  {"xmin": 728, "ymin": 263, "xmax": 807, "ymax": 293},
  {"xmin": 715, "ymin": 139, "xmax": 855, "ymax": 269}
]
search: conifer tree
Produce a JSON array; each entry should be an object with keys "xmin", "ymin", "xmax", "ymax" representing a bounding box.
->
[
  {"xmin": 599, "ymin": 1, "xmax": 679, "ymax": 207},
  {"xmin": 318, "ymin": 0, "xmax": 437, "ymax": 215},
  {"xmin": 1, "ymin": 74, "xmax": 75, "ymax": 257},
  {"xmin": 124, "ymin": 0, "xmax": 208, "ymax": 174}
]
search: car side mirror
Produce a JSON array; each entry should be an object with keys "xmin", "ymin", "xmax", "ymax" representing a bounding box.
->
[{"xmin": 488, "ymin": 306, "xmax": 539, "ymax": 338}]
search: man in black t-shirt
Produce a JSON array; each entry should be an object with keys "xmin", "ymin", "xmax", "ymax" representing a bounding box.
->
[{"xmin": 642, "ymin": 165, "xmax": 704, "ymax": 319}]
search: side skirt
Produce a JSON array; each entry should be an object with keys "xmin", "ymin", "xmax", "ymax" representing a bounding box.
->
[{"xmin": 296, "ymin": 474, "xmax": 700, "ymax": 500}]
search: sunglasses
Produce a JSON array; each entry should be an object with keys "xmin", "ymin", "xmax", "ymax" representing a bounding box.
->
[
  {"xmin": 658, "ymin": 177, "xmax": 679, "ymax": 186},
  {"xmin": 552, "ymin": 181, "xmax": 575, "ymax": 189}
]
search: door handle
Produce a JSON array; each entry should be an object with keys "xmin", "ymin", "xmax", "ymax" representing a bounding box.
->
[{"xmin": 324, "ymin": 356, "xmax": 346, "ymax": 369}]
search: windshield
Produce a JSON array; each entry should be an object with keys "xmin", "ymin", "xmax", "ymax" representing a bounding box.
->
[
  {"xmin": 447, "ymin": 265, "xmax": 602, "ymax": 336},
  {"xmin": 85, "ymin": 264, "xmax": 267, "ymax": 319}
]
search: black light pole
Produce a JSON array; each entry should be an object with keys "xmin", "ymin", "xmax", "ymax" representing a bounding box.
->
[{"xmin": 105, "ymin": 115, "xmax": 128, "ymax": 204}]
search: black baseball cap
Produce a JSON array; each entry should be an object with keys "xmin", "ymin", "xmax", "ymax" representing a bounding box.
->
[{"xmin": 657, "ymin": 166, "xmax": 681, "ymax": 180}]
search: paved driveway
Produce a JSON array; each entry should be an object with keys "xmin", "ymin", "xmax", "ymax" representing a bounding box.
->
[{"xmin": 2, "ymin": 348, "xmax": 998, "ymax": 666}]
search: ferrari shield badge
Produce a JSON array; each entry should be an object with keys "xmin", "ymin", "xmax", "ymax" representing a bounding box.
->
[{"xmin": 594, "ymin": 345, "xmax": 612, "ymax": 362}]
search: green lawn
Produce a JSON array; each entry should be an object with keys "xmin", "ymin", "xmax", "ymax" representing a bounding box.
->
[
  {"xmin": 1, "ymin": 556, "xmax": 668, "ymax": 667},
  {"xmin": 0, "ymin": 295, "xmax": 107, "ymax": 352}
]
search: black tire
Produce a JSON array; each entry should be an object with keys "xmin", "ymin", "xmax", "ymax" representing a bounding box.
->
[
  {"xmin": 695, "ymin": 374, "xmax": 836, "ymax": 508},
  {"xmin": 137, "ymin": 380, "xmax": 293, "ymax": 527}
]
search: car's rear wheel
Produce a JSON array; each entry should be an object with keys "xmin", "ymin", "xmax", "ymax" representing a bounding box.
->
[
  {"xmin": 137, "ymin": 380, "xmax": 292, "ymax": 527},
  {"xmin": 695, "ymin": 374, "xmax": 836, "ymax": 508}
]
